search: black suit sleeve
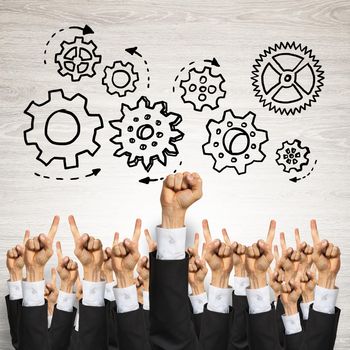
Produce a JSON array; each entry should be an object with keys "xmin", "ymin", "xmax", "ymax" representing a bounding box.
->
[
  {"xmin": 199, "ymin": 306, "xmax": 230, "ymax": 350},
  {"xmin": 149, "ymin": 251, "xmax": 199, "ymax": 350},
  {"xmin": 5, "ymin": 296, "xmax": 21, "ymax": 350},
  {"xmin": 303, "ymin": 306, "xmax": 340, "ymax": 350},
  {"xmin": 78, "ymin": 301, "xmax": 108, "ymax": 350},
  {"xmin": 19, "ymin": 303, "xmax": 50, "ymax": 350},
  {"xmin": 105, "ymin": 300, "xmax": 119, "ymax": 350},
  {"xmin": 48, "ymin": 306, "xmax": 77, "ymax": 350}
]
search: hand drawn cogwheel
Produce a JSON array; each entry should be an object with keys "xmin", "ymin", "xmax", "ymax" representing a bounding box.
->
[
  {"xmin": 252, "ymin": 42, "xmax": 324, "ymax": 115},
  {"xmin": 276, "ymin": 139, "xmax": 310, "ymax": 173},
  {"xmin": 202, "ymin": 110, "xmax": 268, "ymax": 174},
  {"xmin": 55, "ymin": 36, "xmax": 102, "ymax": 81},
  {"xmin": 109, "ymin": 96, "xmax": 184, "ymax": 172},
  {"xmin": 102, "ymin": 61, "xmax": 139, "ymax": 97},
  {"xmin": 180, "ymin": 66, "xmax": 226, "ymax": 111},
  {"xmin": 23, "ymin": 89, "xmax": 103, "ymax": 169}
]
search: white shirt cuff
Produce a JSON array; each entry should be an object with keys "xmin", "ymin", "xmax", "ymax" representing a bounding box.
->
[
  {"xmin": 313, "ymin": 285, "xmax": 338, "ymax": 314},
  {"xmin": 282, "ymin": 313, "xmax": 302, "ymax": 335},
  {"xmin": 104, "ymin": 281, "xmax": 116, "ymax": 301},
  {"xmin": 22, "ymin": 280, "xmax": 45, "ymax": 307},
  {"xmin": 189, "ymin": 292, "xmax": 208, "ymax": 314},
  {"xmin": 48, "ymin": 315, "xmax": 53, "ymax": 329},
  {"xmin": 74, "ymin": 312, "xmax": 79, "ymax": 332},
  {"xmin": 207, "ymin": 285, "xmax": 232, "ymax": 314},
  {"xmin": 300, "ymin": 301, "xmax": 313, "ymax": 320},
  {"xmin": 234, "ymin": 277, "xmax": 249, "ymax": 296},
  {"xmin": 82, "ymin": 280, "xmax": 105, "ymax": 307},
  {"xmin": 57, "ymin": 291, "xmax": 75, "ymax": 312},
  {"xmin": 156, "ymin": 226, "xmax": 186, "ymax": 260},
  {"xmin": 113, "ymin": 284, "xmax": 139, "ymax": 313},
  {"xmin": 8, "ymin": 280, "xmax": 23, "ymax": 300},
  {"xmin": 143, "ymin": 291, "xmax": 150, "ymax": 311},
  {"xmin": 246, "ymin": 285, "xmax": 271, "ymax": 314}
]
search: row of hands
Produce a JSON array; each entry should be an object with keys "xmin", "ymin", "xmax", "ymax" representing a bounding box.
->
[{"xmin": 6, "ymin": 172, "xmax": 341, "ymax": 317}]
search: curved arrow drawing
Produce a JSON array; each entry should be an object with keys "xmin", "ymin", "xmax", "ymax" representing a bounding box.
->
[
  {"xmin": 34, "ymin": 168, "xmax": 101, "ymax": 181},
  {"xmin": 125, "ymin": 46, "xmax": 151, "ymax": 88}
]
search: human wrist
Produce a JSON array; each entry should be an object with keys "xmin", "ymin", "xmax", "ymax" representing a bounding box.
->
[
  {"xmin": 234, "ymin": 266, "xmax": 246, "ymax": 278},
  {"xmin": 83, "ymin": 267, "xmax": 101, "ymax": 282},
  {"xmin": 283, "ymin": 303, "xmax": 298, "ymax": 316},
  {"xmin": 211, "ymin": 272, "xmax": 230, "ymax": 288},
  {"xmin": 48, "ymin": 303, "xmax": 55, "ymax": 316},
  {"xmin": 9, "ymin": 270, "xmax": 23, "ymax": 282},
  {"xmin": 117, "ymin": 271, "xmax": 134, "ymax": 288},
  {"xmin": 318, "ymin": 273, "xmax": 336, "ymax": 289},
  {"xmin": 302, "ymin": 291, "xmax": 314, "ymax": 303},
  {"xmin": 249, "ymin": 272, "xmax": 267, "ymax": 289},
  {"xmin": 104, "ymin": 271, "xmax": 114, "ymax": 283},
  {"xmin": 143, "ymin": 280, "xmax": 149, "ymax": 292},
  {"xmin": 26, "ymin": 267, "xmax": 44, "ymax": 282},
  {"xmin": 60, "ymin": 281, "xmax": 74, "ymax": 294},
  {"xmin": 190, "ymin": 283, "xmax": 205, "ymax": 295},
  {"xmin": 161, "ymin": 208, "xmax": 186, "ymax": 228}
]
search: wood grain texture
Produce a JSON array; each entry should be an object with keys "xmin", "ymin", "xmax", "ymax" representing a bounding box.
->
[{"xmin": 0, "ymin": 0, "xmax": 349, "ymax": 348}]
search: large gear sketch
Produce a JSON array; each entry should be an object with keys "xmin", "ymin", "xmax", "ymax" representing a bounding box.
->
[
  {"xmin": 109, "ymin": 96, "xmax": 184, "ymax": 172},
  {"xmin": 276, "ymin": 139, "xmax": 310, "ymax": 173},
  {"xmin": 55, "ymin": 36, "xmax": 102, "ymax": 81},
  {"xmin": 24, "ymin": 89, "xmax": 103, "ymax": 169},
  {"xmin": 202, "ymin": 110, "xmax": 268, "ymax": 174},
  {"xmin": 252, "ymin": 42, "xmax": 324, "ymax": 115},
  {"xmin": 102, "ymin": 60, "xmax": 139, "ymax": 97},
  {"xmin": 180, "ymin": 66, "xmax": 226, "ymax": 111}
]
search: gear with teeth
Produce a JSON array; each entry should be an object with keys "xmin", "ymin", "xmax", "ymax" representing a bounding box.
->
[
  {"xmin": 24, "ymin": 89, "xmax": 103, "ymax": 169},
  {"xmin": 276, "ymin": 139, "xmax": 310, "ymax": 173},
  {"xmin": 180, "ymin": 66, "xmax": 226, "ymax": 111},
  {"xmin": 55, "ymin": 36, "xmax": 102, "ymax": 81},
  {"xmin": 109, "ymin": 96, "xmax": 184, "ymax": 172},
  {"xmin": 102, "ymin": 60, "xmax": 139, "ymax": 97},
  {"xmin": 202, "ymin": 110, "xmax": 269, "ymax": 174},
  {"xmin": 252, "ymin": 42, "xmax": 324, "ymax": 115}
]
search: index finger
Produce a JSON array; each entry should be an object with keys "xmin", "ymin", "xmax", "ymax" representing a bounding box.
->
[
  {"xmin": 56, "ymin": 241, "xmax": 63, "ymax": 261},
  {"xmin": 280, "ymin": 232, "xmax": 287, "ymax": 252},
  {"xmin": 193, "ymin": 233, "xmax": 199, "ymax": 255},
  {"xmin": 310, "ymin": 219, "xmax": 320, "ymax": 245},
  {"xmin": 23, "ymin": 230, "xmax": 30, "ymax": 245},
  {"xmin": 132, "ymin": 218, "xmax": 142, "ymax": 243},
  {"xmin": 266, "ymin": 220, "xmax": 276, "ymax": 245},
  {"xmin": 294, "ymin": 228, "xmax": 301, "ymax": 248},
  {"xmin": 113, "ymin": 232, "xmax": 119, "ymax": 246},
  {"xmin": 51, "ymin": 268, "xmax": 57, "ymax": 287},
  {"xmin": 48, "ymin": 216, "xmax": 59, "ymax": 241},
  {"xmin": 202, "ymin": 219, "xmax": 212, "ymax": 243},
  {"xmin": 221, "ymin": 228, "xmax": 231, "ymax": 245},
  {"xmin": 201, "ymin": 243, "xmax": 206, "ymax": 259},
  {"xmin": 69, "ymin": 215, "xmax": 80, "ymax": 243}
]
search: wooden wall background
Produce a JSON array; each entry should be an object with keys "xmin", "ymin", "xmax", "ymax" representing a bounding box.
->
[{"xmin": 0, "ymin": 0, "xmax": 349, "ymax": 348}]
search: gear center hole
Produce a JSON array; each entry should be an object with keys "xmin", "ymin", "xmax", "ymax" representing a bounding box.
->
[
  {"xmin": 112, "ymin": 70, "xmax": 131, "ymax": 88},
  {"xmin": 137, "ymin": 124, "xmax": 154, "ymax": 141},
  {"xmin": 223, "ymin": 128, "xmax": 250, "ymax": 155},
  {"xmin": 45, "ymin": 110, "xmax": 80, "ymax": 145}
]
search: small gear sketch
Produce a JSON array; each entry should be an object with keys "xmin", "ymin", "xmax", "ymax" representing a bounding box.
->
[
  {"xmin": 109, "ymin": 96, "xmax": 184, "ymax": 172},
  {"xmin": 202, "ymin": 110, "xmax": 269, "ymax": 174},
  {"xmin": 23, "ymin": 89, "xmax": 103, "ymax": 169},
  {"xmin": 276, "ymin": 139, "xmax": 310, "ymax": 173},
  {"xmin": 251, "ymin": 42, "xmax": 324, "ymax": 115},
  {"xmin": 180, "ymin": 66, "xmax": 226, "ymax": 111},
  {"xmin": 55, "ymin": 36, "xmax": 102, "ymax": 81},
  {"xmin": 102, "ymin": 60, "xmax": 139, "ymax": 97}
]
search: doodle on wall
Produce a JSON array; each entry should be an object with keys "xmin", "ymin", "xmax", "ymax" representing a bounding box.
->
[
  {"xmin": 55, "ymin": 36, "xmax": 102, "ymax": 81},
  {"xmin": 252, "ymin": 42, "xmax": 324, "ymax": 116},
  {"xmin": 125, "ymin": 47, "xmax": 151, "ymax": 89},
  {"xmin": 102, "ymin": 61, "xmax": 139, "ymax": 97},
  {"xmin": 24, "ymin": 89, "xmax": 103, "ymax": 169},
  {"xmin": 109, "ymin": 96, "xmax": 184, "ymax": 172},
  {"xmin": 174, "ymin": 58, "xmax": 226, "ymax": 111},
  {"xmin": 202, "ymin": 110, "xmax": 269, "ymax": 174},
  {"xmin": 275, "ymin": 139, "xmax": 317, "ymax": 183},
  {"xmin": 139, "ymin": 161, "xmax": 183, "ymax": 184}
]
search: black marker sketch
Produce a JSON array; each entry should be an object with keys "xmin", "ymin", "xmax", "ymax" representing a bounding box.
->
[
  {"xmin": 102, "ymin": 61, "xmax": 139, "ymax": 97},
  {"xmin": 125, "ymin": 47, "xmax": 151, "ymax": 89},
  {"xmin": 24, "ymin": 89, "xmax": 103, "ymax": 169},
  {"xmin": 276, "ymin": 139, "xmax": 310, "ymax": 173},
  {"xmin": 202, "ymin": 110, "xmax": 268, "ymax": 174},
  {"xmin": 176, "ymin": 58, "xmax": 226, "ymax": 111},
  {"xmin": 289, "ymin": 160, "xmax": 317, "ymax": 183},
  {"xmin": 34, "ymin": 168, "xmax": 101, "ymax": 181},
  {"xmin": 43, "ymin": 25, "xmax": 94, "ymax": 65},
  {"xmin": 139, "ymin": 161, "xmax": 183, "ymax": 184},
  {"xmin": 55, "ymin": 36, "xmax": 102, "ymax": 81},
  {"xmin": 109, "ymin": 97, "xmax": 184, "ymax": 172},
  {"xmin": 252, "ymin": 42, "xmax": 324, "ymax": 115}
]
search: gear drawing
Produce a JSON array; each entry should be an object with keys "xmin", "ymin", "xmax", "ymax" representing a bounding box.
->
[
  {"xmin": 180, "ymin": 66, "xmax": 226, "ymax": 111},
  {"xmin": 24, "ymin": 89, "xmax": 103, "ymax": 169},
  {"xmin": 102, "ymin": 61, "xmax": 139, "ymax": 97},
  {"xmin": 252, "ymin": 42, "xmax": 324, "ymax": 115},
  {"xmin": 276, "ymin": 139, "xmax": 310, "ymax": 173},
  {"xmin": 109, "ymin": 96, "xmax": 184, "ymax": 172},
  {"xmin": 202, "ymin": 110, "xmax": 268, "ymax": 174},
  {"xmin": 55, "ymin": 36, "xmax": 102, "ymax": 81}
]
